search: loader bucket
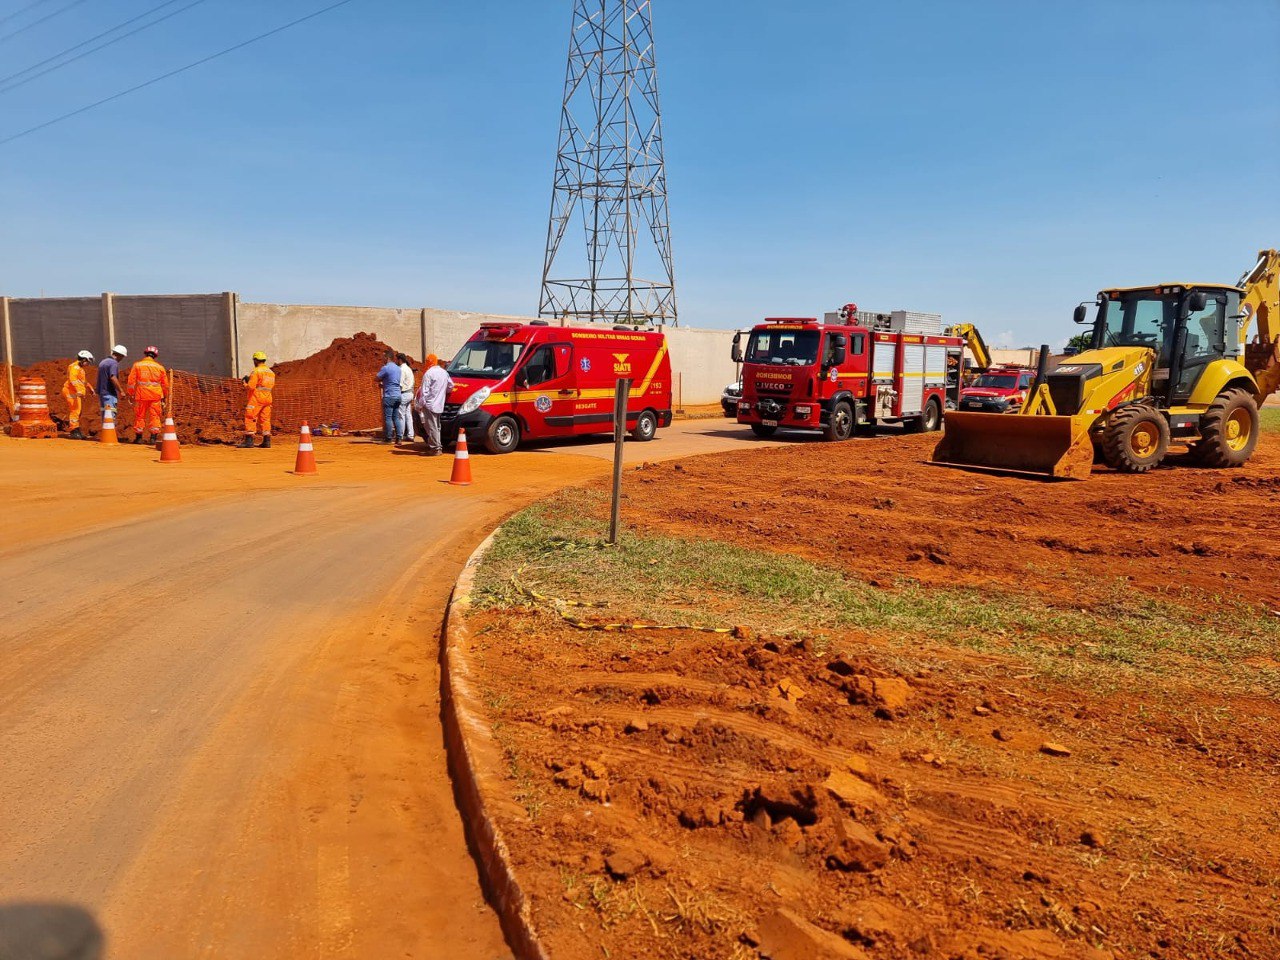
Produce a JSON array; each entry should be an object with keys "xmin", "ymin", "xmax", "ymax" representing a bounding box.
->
[{"xmin": 928, "ymin": 412, "xmax": 1095, "ymax": 481}]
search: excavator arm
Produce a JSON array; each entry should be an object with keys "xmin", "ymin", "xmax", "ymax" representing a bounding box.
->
[
  {"xmin": 1240, "ymin": 249, "xmax": 1280, "ymax": 401},
  {"xmin": 946, "ymin": 323, "xmax": 992, "ymax": 372}
]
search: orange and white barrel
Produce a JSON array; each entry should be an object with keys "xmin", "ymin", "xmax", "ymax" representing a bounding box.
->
[
  {"xmin": 11, "ymin": 377, "xmax": 57, "ymax": 439},
  {"xmin": 17, "ymin": 377, "xmax": 51, "ymax": 422}
]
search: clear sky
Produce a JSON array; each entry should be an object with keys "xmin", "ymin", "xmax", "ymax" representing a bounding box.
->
[{"xmin": 0, "ymin": 0, "xmax": 1276, "ymax": 347}]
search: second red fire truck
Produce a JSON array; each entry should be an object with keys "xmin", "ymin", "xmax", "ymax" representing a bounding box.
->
[{"xmin": 731, "ymin": 304, "xmax": 990, "ymax": 440}]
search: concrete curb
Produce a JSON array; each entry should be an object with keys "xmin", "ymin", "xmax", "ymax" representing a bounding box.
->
[{"xmin": 442, "ymin": 529, "xmax": 551, "ymax": 960}]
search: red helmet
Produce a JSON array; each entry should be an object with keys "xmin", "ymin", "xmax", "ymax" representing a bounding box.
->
[{"xmin": 145, "ymin": 345, "xmax": 159, "ymax": 356}]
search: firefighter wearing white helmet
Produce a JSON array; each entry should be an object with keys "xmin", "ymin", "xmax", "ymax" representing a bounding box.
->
[
  {"xmin": 95, "ymin": 345, "xmax": 127, "ymax": 433},
  {"xmin": 240, "ymin": 350, "xmax": 276, "ymax": 449},
  {"xmin": 61, "ymin": 350, "xmax": 97, "ymax": 439}
]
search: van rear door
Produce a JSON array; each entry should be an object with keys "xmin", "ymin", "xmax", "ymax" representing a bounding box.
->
[{"xmin": 514, "ymin": 342, "xmax": 576, "ymax": 438}]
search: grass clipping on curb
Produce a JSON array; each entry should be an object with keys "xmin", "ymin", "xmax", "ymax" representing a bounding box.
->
[{"xmin": 476, "ymin": 487, "xmax": 1280, "ymax": 699}]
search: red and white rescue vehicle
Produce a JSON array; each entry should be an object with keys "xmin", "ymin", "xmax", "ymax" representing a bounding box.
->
[
  {"xmin": 443, "ymin": 321, "xmax": 672, "ymax": 453},
  {"xmin": 957, "ymin": 365, "xmax": 1036, "ymax": 414},
  {"xmin": 733, "ymin": 305, "xmax": 980, "ymax": 439}
]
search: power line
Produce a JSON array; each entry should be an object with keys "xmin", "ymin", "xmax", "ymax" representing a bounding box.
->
[
  {"xmin": 0, "ymin": 0, "xmax": 57, "ymax": 28},
  {"xmin": 0, "ymin": 0, "xmax": 359, "ymax": 148},
  {"xmin": 0, "ymin": 0, "xmax": 91, "ymax": 43},
  {"xmin": 0, "ymin": 0, "xmax": 210, "ymax": 95}
]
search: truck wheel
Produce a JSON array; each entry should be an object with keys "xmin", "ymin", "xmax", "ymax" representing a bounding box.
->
[
  {"xmin": 630, "ymin": 409, "xmax": 658, "ymax": 441},
  {"xmin": 823, "ymin": 401, "xmax": 853, "ymax": 442},
  {"xmin": 920, "ymin": 398, "xmax": 943, "ymax": 433},
  {"xmin": 1101, "ymin": 405, "xmax": 1170, "ymax": 473},
  {"xmin": 750, "ymin": 423, "xmax": 777, "ymax": 438},
  {"xmin": 484, "ymin": 415, "xmax": 520, "ymax": 454},
  {"xmin": 1190, "ymin": 388, "xmax": 1258, "ymax": 467}
]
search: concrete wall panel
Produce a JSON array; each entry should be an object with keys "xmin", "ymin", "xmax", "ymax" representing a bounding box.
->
[
  {"xmin": 235, "ymin": 303, "xmax": 542, "ymax": 376},
  {"xmin": 664, "ymin": 326, "xmax": 736, "ymax": 406},
  {"xmin": 8, "ymin": 298, "xmax": 103, "ymax": 365},
  {"xmin": 112, "ymin": 294, "xmax": 230, "ymax": 376},
  {"xmin": 235, "ymin": 303, "xmax": 424, "ymax": 375}
]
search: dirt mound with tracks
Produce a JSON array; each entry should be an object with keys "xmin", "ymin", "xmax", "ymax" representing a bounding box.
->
[
  {"xmin": 3, "ymin": 333, "xmax": 398, "ymax": 442},
  {"xmin": 466, "ymin": 432, "xmax": 1280, "ymax": 960}
]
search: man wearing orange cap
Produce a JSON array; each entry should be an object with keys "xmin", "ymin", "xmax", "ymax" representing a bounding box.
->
[
  {"xmin": 127, "ymin": 345, "xmax": 168, "ymax": 444},
  {"xmin": 415, "ymin": 353, "xmax": 453, "ymax": 456},
  {"xmin": 239, "ymin": 351, "xmax": 276, "ymax": 448}
]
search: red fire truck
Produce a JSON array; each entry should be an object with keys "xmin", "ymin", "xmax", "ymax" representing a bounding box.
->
[{"xmin": 732, "ymin": 305, "xmax": 987, "ymax": 439}]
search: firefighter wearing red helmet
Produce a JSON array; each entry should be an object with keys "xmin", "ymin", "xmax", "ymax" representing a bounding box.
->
[{"xmin": 127, "ymin": 345, "xmax": 169, "ymax": 444}]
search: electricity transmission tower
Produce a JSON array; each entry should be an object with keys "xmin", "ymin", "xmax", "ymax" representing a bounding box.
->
[{"xmin": 538, "ymin": 0, "xmax": 678, "ymax": 327}]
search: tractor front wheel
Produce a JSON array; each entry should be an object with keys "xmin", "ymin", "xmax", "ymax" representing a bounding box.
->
[
  {"xmin": 1101, "ymin": 405, "xmax": 1170, "ymax": 473},
  {"xmin": 1191, "ymin": 388, "xmax": 1258, "ymax": 468}
]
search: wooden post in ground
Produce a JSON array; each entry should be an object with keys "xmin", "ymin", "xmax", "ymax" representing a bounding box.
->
[
  {"xmin": 224, "ymin": 292, "xmax": 239, "ymax": 378},
  {"xmin": 101, "ymin": 292, "xmax": 115, "ymax": 355},
  {"xmin": 608, "ymin": 378, "xmax": 632, "ymax": 545},
  {"xmin": 2, "ymin": 297, "xmax": 14, "ymax": 419}
]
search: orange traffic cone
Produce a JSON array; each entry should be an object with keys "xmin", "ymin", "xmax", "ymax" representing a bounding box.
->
[
  {"xmin": 158, "ymin": 418, "xmax": 181, "ymax": 463},
  {"xmin": 293, "ymin": 422, "xmax": 318, "ymax": 476},
  {"xmin": 448, "ymin": 429, "xmax": 473, "ymax": 486},
  {"xmin": 99, "ymin": 405, "xmax": 118, "ymax": 444}
]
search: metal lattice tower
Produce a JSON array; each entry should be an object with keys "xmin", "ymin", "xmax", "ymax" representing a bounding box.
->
[{"xmin": 538, "ymin": 0, "xmax": 678, "ymax": 327}]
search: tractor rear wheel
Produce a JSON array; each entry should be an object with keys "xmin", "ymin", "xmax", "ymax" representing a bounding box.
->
[
  {"xmin": 1101, "ymin": 404, "xmax": 1170, "ymax": 473},
  {"xmin": 1190, "ymin": 388, "xmax": 1258, "ymax": 468}
]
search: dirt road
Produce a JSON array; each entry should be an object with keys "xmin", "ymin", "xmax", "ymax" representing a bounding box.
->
[{"xmin": 0, "ymin": 419, "xmax": 769, "ymax": 959}]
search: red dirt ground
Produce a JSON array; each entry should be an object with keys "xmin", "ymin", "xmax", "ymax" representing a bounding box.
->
[{"xmin": 466, "ymin": 432, "xmax": 1280, "ymax": 960}]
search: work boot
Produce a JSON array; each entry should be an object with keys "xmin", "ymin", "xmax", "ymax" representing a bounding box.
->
[
  {"xmin": 69, "ymin": 428, "xmax": 84, "ymax": 440},
  {"xmin": 132, "ymin": 433, "xmax": 144, "ymax": 445},
  {"xmin": 258, "ymin": 435, "xmax": 272, "ymax": 449},
  {"xmin": 238, "ymin": 434, "xmax": 255, "ymax": 449},
  {"xmin": 150, "ymin": 433, "xmax": 160, "ymax": 446}
]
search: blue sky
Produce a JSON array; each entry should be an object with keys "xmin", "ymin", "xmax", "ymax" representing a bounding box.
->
[{"xmin": 0, "ymin": 0, "xmax": 1276, "ymax": 347}]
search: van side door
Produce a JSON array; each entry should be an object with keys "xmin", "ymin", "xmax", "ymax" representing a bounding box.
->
[{"xmin": 514, "ymin": 342, "xmax": 576, "ymax": 437}]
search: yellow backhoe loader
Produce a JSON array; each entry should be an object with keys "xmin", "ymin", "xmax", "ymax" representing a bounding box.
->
[{"xmin": 931, "ymin": 249, "xmax": 1280, "ymax": 479}]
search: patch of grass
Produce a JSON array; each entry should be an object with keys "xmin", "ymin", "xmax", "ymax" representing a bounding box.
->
[
  {"xmin": 1260, "ymin": 407, "xmax": 1280, "ymax": 434},
  {"xmin": 477, "ymin": 488, "xmax": 1280, "ymax": 699}
]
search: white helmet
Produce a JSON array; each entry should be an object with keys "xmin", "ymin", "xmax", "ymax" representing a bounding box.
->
[
  {"xmin": 77, "ymin": 350, "xmax": 94, "ymax": 361},
  {"xmin": 112, "ymin": 344, "xmax": 128, "ymax": 357}
]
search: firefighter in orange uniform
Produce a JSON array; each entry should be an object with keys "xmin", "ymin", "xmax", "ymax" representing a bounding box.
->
[
  {"xmin": 61, "ymin": 350, "xmax": 96, "ymax": 440},
  {"xmin": 127, "ymin": 345, "xmax": 168, "ymax": 444},
  {"xmin": 240, "ymin": 351, "xmax": 276, "ymax": 448}
]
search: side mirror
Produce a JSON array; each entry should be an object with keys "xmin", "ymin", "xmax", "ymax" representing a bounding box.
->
[
  {"xmin": 1073, "ymin": 304, "xmax": 1089, "ymax": 325},
  {"xmin": 1186, "ymin": 290, "xmax": 1208, "ymax": 314},
  {"xmin": 515, "ymin": 372, "xmax": 528, "ymax": 388},
  {"xmin": 731, "ymin": 332, "xmax": 743, "ymax": 364}
]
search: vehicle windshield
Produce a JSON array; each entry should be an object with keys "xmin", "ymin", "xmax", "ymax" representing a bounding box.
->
[
  {"xmin": 745, "ymin": 329, "xmax": 820, "ymax": 366},
  {"xmin": 1093, "ymin": 292, "xmax": 1180, "ymax": 353},
  {"xmin": 448, "ymin": 339, "xmax": 525, "ymax": 380},
  {"xmin": 971, "ymin": 374, "xmax": 1018, "ymax": 389}
]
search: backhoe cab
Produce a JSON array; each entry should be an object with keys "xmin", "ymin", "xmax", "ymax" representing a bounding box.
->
[{"xmin": 933, "ymin": 271, "xmax": 1269, "ymax": 479}]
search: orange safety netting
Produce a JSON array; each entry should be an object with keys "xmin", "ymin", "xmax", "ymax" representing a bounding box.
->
[{"xmin": 170, "ymin": 371, "xmax": 383, "ymax": 443}]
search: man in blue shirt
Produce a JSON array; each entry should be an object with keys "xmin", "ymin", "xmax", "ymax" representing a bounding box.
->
[
  {"xmin": 96, "ymin": 344, "xmax": 127, "ymax": 424},
  {"xmin": 376, "ymin": 350, "xmax": 403, "ymax": 443}
]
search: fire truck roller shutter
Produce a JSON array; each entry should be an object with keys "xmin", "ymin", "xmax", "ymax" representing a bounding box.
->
[
  {"xmin": 925, "ymin": 346, "xmax": 948, "ymax": 388},
  {"xmin": 872, "ymin": 340, "xmax": 896, "ymax": 381},
  {"xmin": 902, "ymin": 344, "xmax": 926, "ymax": 413}
]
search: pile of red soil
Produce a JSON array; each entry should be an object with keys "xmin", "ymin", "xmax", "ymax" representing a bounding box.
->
[
  {"xmin": 275, "ymin": 331, "xmax": 402, "ymax": 380},
  {"xmin": 4, "ymin": 333, "xmax": 398, "ymax": 443}
]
